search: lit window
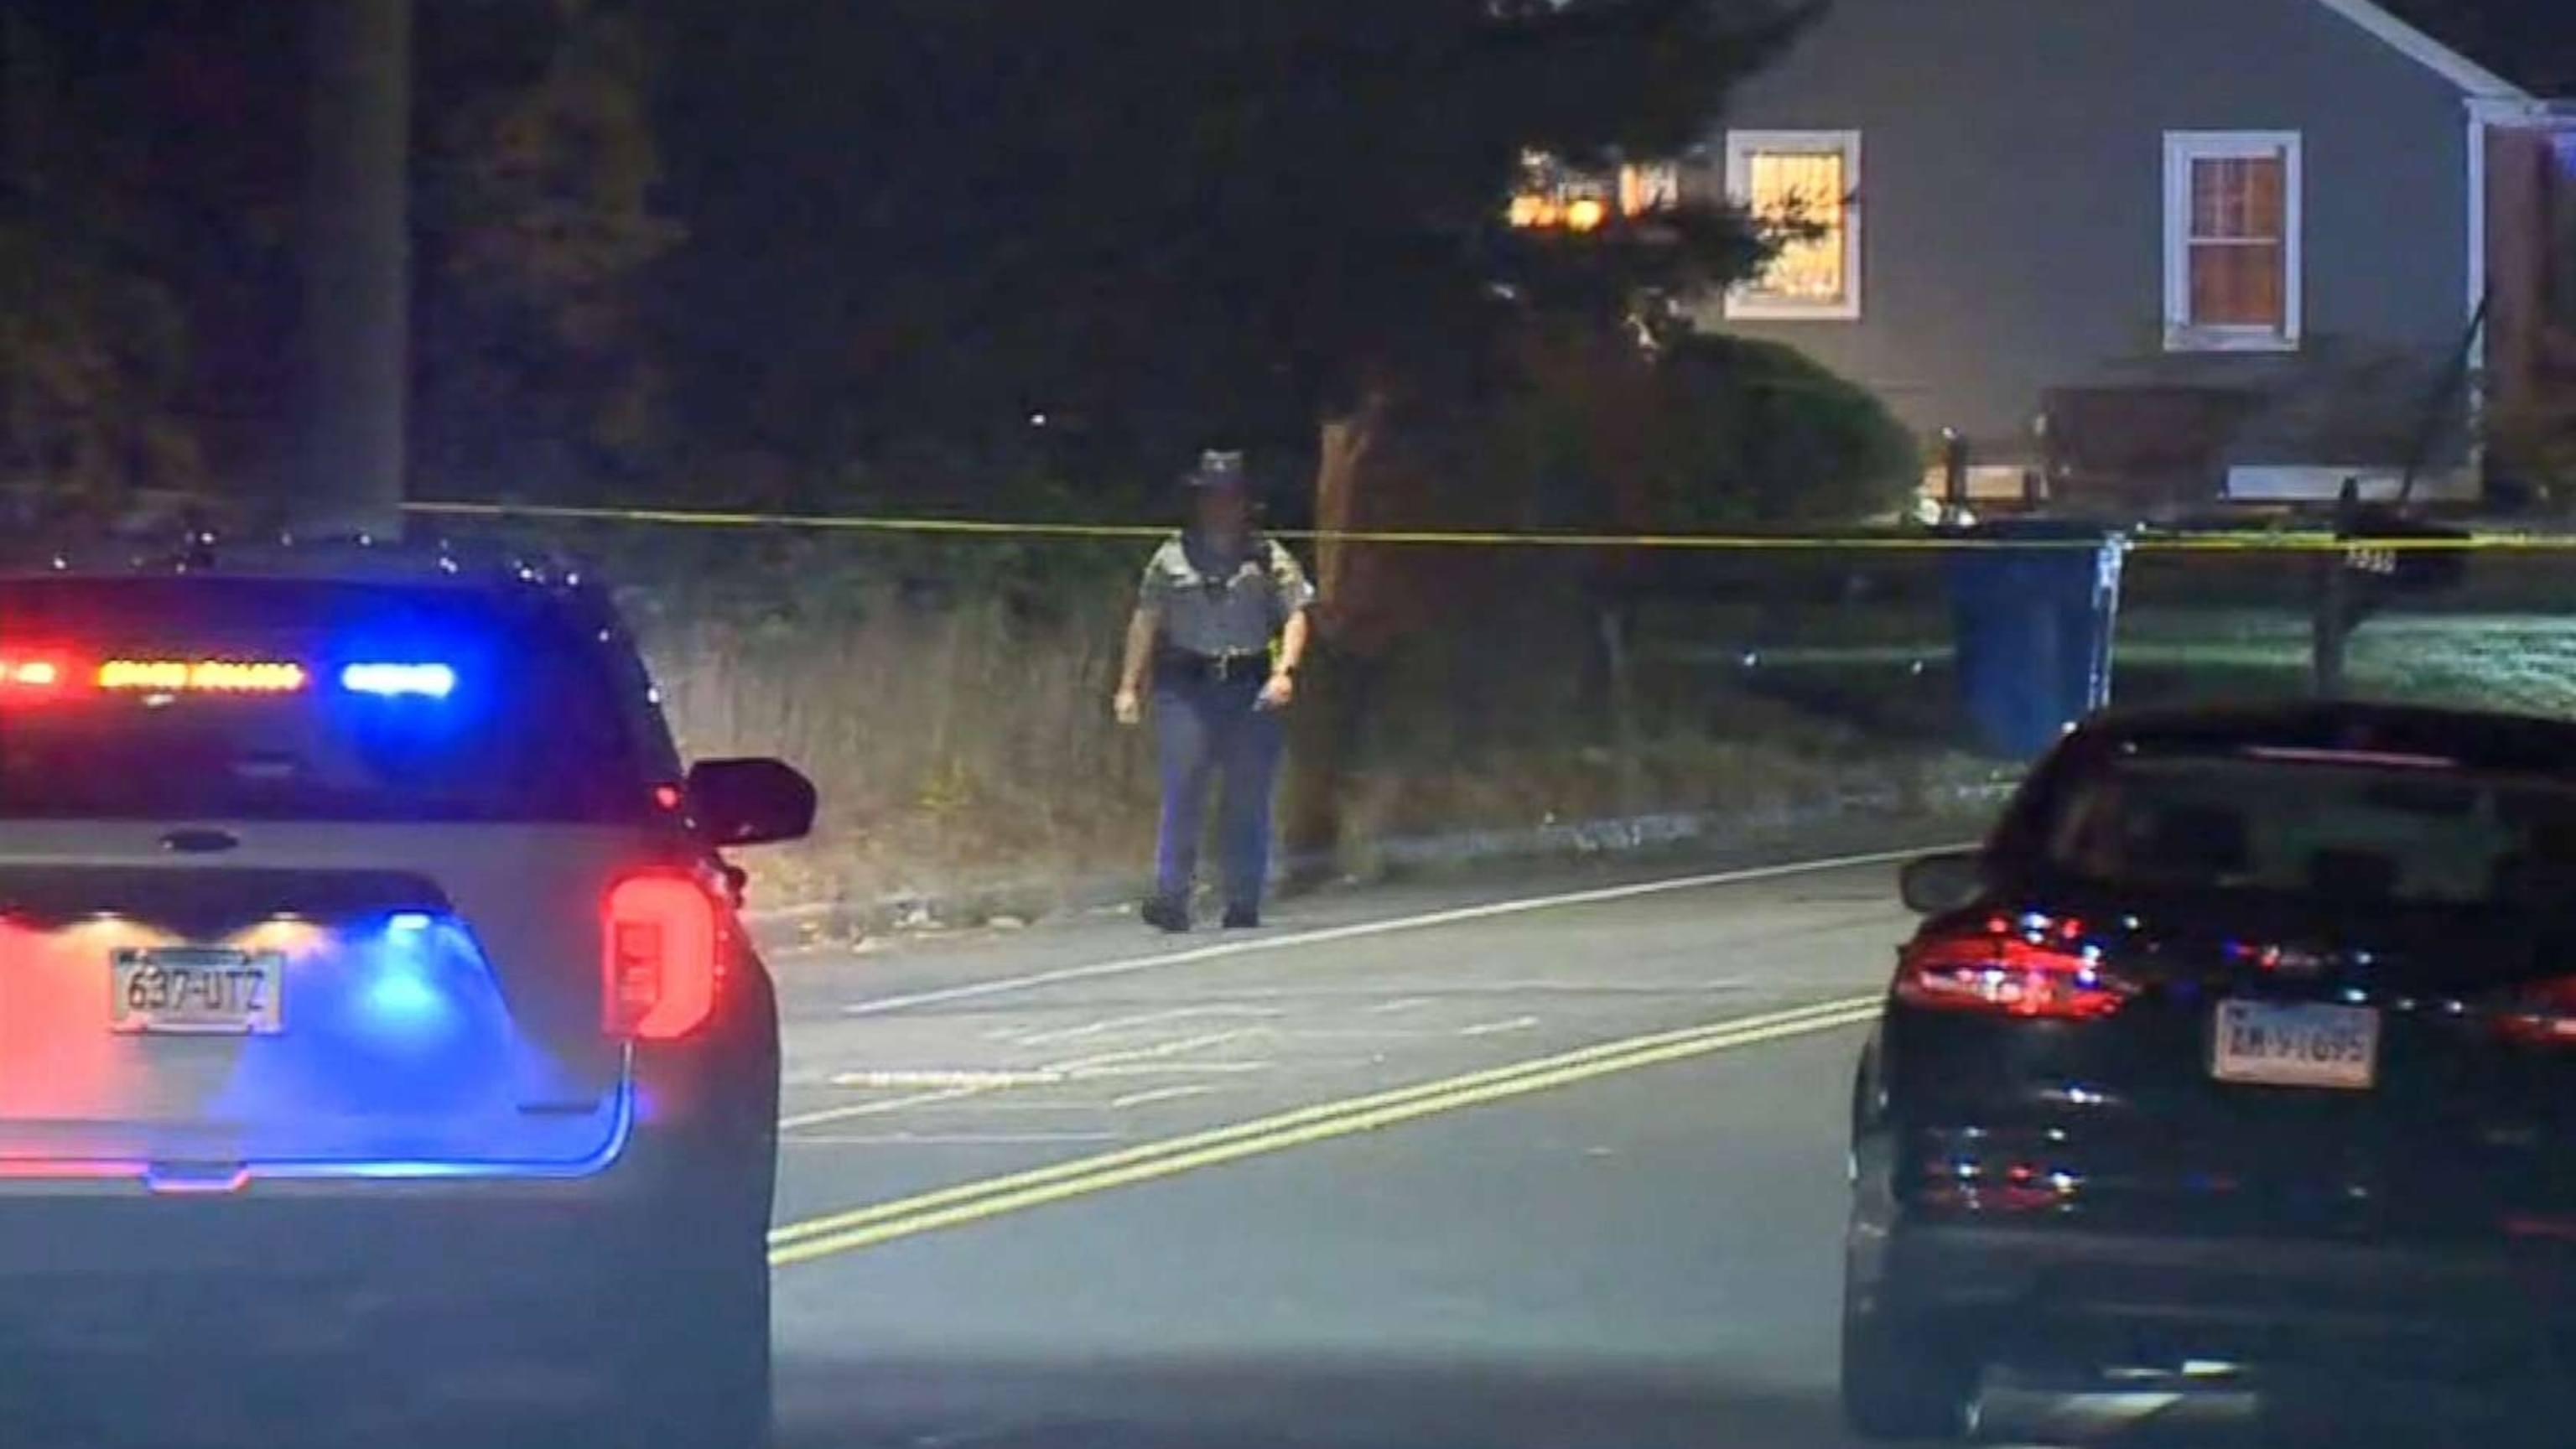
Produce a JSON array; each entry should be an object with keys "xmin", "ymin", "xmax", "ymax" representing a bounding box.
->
[
  {"xmin": 2164, "ymin": 132, "xmax": 2303, "ymax": 351},
  {"xmin": 1506, "ymin": 156, "xmax": 1683, "ymax": 232},
  {"xmin": 1724, "ymin": 131, "xmax": 1862, "ymax": 320},
  {"xmin": 1617, "ymin": 162, "xmax": 1680, "ymax": 217}
]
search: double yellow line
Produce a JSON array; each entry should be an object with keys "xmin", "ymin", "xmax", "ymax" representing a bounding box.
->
[{"xmin": 766, "ymin": 994, "xmax": 1883, "ymax": 1268}]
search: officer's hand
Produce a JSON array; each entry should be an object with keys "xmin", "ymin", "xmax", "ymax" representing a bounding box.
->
[
  {"xmin": 1114, "ymin": 687, "xmax": 1144, "ymax": 726},
  {"xmin": 1257, "ymin": 672, "xmax": 1295, "ymax": 711}
]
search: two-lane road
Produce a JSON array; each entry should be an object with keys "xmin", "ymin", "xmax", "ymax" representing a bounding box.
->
[
  {"xmin": 0, "ymin": 841, "xmax": 2406, "ymax": 1449},
  {"xmin": 758, "ymin": 847, "xmax": 2283, "ymax": 1449},
  {"xmin": 766, "ymin": 853, "xmax": 1908, "ymax": 1232}
]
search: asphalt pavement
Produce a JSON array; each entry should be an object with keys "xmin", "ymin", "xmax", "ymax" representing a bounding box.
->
[{"xmin": 758, "ymin": 846, "xmax": 2281, "ymax": 1449}]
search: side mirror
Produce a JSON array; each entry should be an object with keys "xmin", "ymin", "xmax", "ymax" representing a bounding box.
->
[
  {"xmin": 685, "ymin": 758, "xmax": 817, "ymax": 848},
  {"xmin": 1898, "ymin": 851, "xmax": 1987, "ymax": 915}
]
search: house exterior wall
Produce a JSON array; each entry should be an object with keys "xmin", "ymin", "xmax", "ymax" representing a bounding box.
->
[{"xmin": 1702, "ymin": 0, "xmax": 2480, "ymax": 499}]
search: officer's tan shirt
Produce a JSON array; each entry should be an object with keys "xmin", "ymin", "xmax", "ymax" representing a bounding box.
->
[{"xmin": 1140, "ymin": 532, "xmax": 1317, "ymax": 657}]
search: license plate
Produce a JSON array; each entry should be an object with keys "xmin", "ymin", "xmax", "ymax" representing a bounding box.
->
[
  {"xmin": 2212, "ymin": 1000, "xmax": 2377, "ymax": 1090},
  {"xmin": 109, "ymin": 948, "xmax": 285, "ymax": 1036}
]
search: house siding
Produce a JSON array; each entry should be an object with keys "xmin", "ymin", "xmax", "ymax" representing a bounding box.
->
[{"xmin": 1706, "ymin": 0, "xmax": 2477, "ymax": 491}]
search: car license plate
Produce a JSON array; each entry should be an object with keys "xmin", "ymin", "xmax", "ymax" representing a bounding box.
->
[
  {"xmin": 109, "ymin": 948, "xmax": 285, "ymax": 1035},
  {"xmin": 2212, "ymin": 1000, "xmax": 2377, "ymax": 1090}
]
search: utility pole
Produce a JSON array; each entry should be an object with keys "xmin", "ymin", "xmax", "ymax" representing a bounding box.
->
[{"xmin": 296, "ymin": 0, "xmax": 411, "ymax": 537}]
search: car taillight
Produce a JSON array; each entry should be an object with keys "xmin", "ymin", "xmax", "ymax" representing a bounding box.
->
[
  {"xmin": 1895, "ymin": 918, "xmax": 2135, "ymax": 1021},
  {"xmin": 601, "ymin": 872, "xmax": 724, "ymax": 1040},
  {"xmin": 2488, "ymin": 978, "xmax": 2576, "ymax": 1047}
]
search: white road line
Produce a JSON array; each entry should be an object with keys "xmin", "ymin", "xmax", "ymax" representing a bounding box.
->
[
  {"xmin": 780, "ymin": 1084, "xmax": 989, "ymax": 1130},
  {"xmin": 827, "ymin": 1068, "xmax": 1065, "ymax": 1088},
  {"xmin": 1367, "ymin": 998, "xmax": 1431, "ymax": 1015},
  {"xmin": 1212, "ymin": 979, "xmax": 1758, "ymax": 1004},
  {"xmin": 836, "ymin": 845, "xmax": 1948, "ymax": 1019},
  {"xmin": 1048, "ymin": 1029, "xmax": 1254, "ymax": 1073},
  {"xmin": 1260, "ymin": 1026, "xmax": 1434, "ymax": 1041},
  {"xmin": 1458, "ymin": 1015, "xmax": 1540, "ymax": 1037},
  {"xmin": 1067, "ymin": 1061, "xmax": 1270, "ymax": 1078},
  {"xmin": 1108, "ymin": 1085, "xmax": 1211, "ymax": 1109},
  {"xmin": 899, "ymin": 1098, "xmax": 1106, "ymax": 1114},
  {"xmin": 784, "ymin": 1030, "xmax": 1269, "ymax": 1131},
  {"xmin": 1003, "ymin": 1005, "xmax": 1282, "ymax": 1046},
  {"xmin": 1364, "ymin": 979, "xmax": 1756, "ymax": 997}
]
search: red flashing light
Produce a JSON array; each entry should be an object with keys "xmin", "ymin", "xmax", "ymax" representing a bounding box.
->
[
  {"xmin": 1896, "ymin": 926, "xmax": 2134, "ymax": 1021},
  {"xmin": 601, "ymin": 872, "xmax": 723, "ymax": 1041},
  {"xmin": 3, "ymin": 651, "xmax": 311, "ymax": 699},
  {"xmin": 2490, "ymin": 977, "xmax": 2576, "ymax": 1047},
  {"xmin": 0, "ymin": 652, "xmax": 70, "ymax": 697}
]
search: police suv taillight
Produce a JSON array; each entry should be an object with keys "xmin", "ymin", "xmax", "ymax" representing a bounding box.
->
[{"xmin": 601, "ymin": 871, "xmax": 724, "ymax": 1040}]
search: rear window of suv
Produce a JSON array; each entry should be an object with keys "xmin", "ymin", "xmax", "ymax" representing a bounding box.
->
[
  {"xmin": 0, "ymin": 577, "xmax": 662, "ymax": 823},
  {"xmin": 2040, "ymin": 748, "xmax": 2576, "ymax": 909}
]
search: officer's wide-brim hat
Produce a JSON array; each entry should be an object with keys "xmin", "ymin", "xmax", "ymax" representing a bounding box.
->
[{"xmin": 1185, "ymin": 449, "xmax": 1251, "ymax": 491}]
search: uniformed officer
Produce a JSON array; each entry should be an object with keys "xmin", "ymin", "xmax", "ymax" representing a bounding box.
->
[{"xmin": 1113, "ymin": 449, "xmax": 1316, "ymax": 932}]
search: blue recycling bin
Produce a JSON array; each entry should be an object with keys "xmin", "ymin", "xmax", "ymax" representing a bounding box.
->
[{"xmin": 1945, "ymin": 522, "xmax": 2127, "ymax": 760}]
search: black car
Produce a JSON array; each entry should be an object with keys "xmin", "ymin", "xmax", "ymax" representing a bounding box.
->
[
  {"xmin": 1845, "ymin": 701, "xmax": 2576, "ymax": 1440},
  {"xmin": 0, "ymin": 541, "xmax": 813, "ymax": 1446}
]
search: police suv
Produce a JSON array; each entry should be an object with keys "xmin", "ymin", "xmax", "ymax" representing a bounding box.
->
[{"xmin": 0, "ymin": 538, "xmax": 810, "ymax": 1446}]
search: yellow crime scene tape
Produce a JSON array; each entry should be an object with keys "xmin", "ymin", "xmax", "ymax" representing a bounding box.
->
[{"xmin": 402, "ymin": 499, "xmax": 2571, "ymax": 553}]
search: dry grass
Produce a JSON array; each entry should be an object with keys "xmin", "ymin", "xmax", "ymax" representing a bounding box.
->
[
  {"xmin": 633, "ymin": 579, "xmax": 1994, "ymax": 919},
  {"xmin": 452, "ymin": 528, "xmax": 2011, "ymax": 921},
  {"xmin": 626, "ymin": 550, "xmax": 2576, "ymax": 919},
  {"xmin": 642, "ymin": 591, "xmax": 1159, "ymax": 912},
  {"xmin": 601, "ymin": 532, "xmax": 2576, "ymax": 923},
  {"xmin": 1345, "ymin": 699, "xmax": 1966, "ymax": 838}
]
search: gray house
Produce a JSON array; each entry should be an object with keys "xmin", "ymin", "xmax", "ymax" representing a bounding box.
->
[{"xmin": 1696, "ymin": 0, "xmax": 2576, "ymax": 513}]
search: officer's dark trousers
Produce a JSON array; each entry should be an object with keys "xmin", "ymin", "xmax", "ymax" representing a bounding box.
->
[{"xmin": 1151, "ymin": 675, "xmax": 1282, "ymax": 911}]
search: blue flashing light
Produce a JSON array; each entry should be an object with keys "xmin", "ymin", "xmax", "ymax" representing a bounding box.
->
[
  {"xmin": 257, "ymin": 1085, "xmax": 635, "ymax": 1182},
  {"xmin": 116, "ymin": 910, "xmax": 634, "ymax": 1186},
  {"xmin": 340, "ymin": 662, "xmax": 457, "ymax": 699},
  {"xmin": 361, "ymin": 969, "xmax": 449, "ymax": 1031}
]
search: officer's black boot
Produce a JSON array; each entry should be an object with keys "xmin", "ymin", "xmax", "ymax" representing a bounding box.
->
[
  {"xmin": 1221, "ymin": 904, "xmax": 1260, "ymax": 930},
  {"xmin": 1141, "ymin": 896, "xmax": 1191, "ymax": 933}
]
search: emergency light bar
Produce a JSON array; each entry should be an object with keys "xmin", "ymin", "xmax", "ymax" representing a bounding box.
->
[
  {"xmin": 0, "ymin": 657, "xmax": 62, "ymax": 689},
  {"xmin": 339, "ymin": 662, "xmax": 459, "ymax": 699},
  {"xmin": 0, "ymin": 652, "xmax": 462, "ymax": 699},
  {"xmin": 98, "ymin": 659, "xmax": 308, "ymax": 693}
]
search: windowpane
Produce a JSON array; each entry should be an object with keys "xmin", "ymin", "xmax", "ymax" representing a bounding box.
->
[
  {"xmin": 0, "ymin": 579, "xmax": 647, "ymax": 823},
  {"xmin": 2043, "ymin": 755, "xmax": 2576, "ymax": 911},
  {"xmin": 2190, "ymin": 161, "xmax": 2231, "ymax": 236},
  {"xmin": 1747, "ymin": 150, "xmax": 1847, "ymax": 303},
  {"xmin": 2173, "ymin": 141, "xmax": 2293, "ymax": 337},
  {"xmin": 1617, "ymin": 162, "xmax": 1679, "ymax": 217},
  {"xmin": 2190, "ymin": 241, "xmax": 2285, "ymax": 327},
  {"xmin": 2244, "ymin": 159, "xmax": 2285, "ymax": 238},
  {"xmin": 2192, "ymin": 157, "xmax": 2283, "ymax": 242}
]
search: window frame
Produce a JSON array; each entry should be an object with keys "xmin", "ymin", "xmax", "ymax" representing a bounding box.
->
[
  {"xmin": 1723, "ymin": 129, "xmax": 1864, "ymax": 322},
  {"xmin": 2163, "ymin": 130, "xmax": 2304, "ymax": 353}
]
